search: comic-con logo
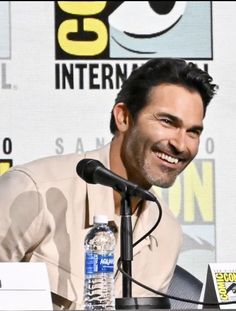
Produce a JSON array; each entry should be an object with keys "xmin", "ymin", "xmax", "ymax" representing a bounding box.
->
[
  {"xmin": 55, "ymin": 1, "xmax": 212, "ymax": 59},
  {"xmin": 215, "ymin": 273, "xmax": 236, "ymax": 301}
]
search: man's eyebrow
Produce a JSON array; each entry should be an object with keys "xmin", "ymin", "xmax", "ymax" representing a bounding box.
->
[
  {"xmin": 189, "ymin": 125, "xmax": 204, "ymax": 133},
  {"xmin": 157, "ymin": 112, "xmax": 204, "ymax": 132},
  {"xmin": 157, "ymin": 112, "xmax": 182, "ymax": 124}
]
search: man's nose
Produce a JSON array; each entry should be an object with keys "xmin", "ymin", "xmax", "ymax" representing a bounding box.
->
[{"xmin": 169, "ymin": 129, "xmax": 186, "ymax": 153}]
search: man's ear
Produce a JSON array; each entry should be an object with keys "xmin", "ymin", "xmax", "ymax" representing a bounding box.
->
[{"xmin": 112, "ymin": 103, "xmax": 131, "ymax": 132}]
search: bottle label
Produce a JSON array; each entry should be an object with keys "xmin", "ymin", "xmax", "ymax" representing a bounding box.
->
[{"xmin": 85, "ymin": 252, "xmax": 114, "ymax": 274}]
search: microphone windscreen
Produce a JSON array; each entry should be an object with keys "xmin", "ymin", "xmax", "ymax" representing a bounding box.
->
[{"xmin": 76, "ymin": 158, "xmax": 101, "ymax": 184}]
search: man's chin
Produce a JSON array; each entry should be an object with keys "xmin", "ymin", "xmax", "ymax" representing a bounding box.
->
[{"xmin": 151, "ymin": 176, "xmax": 177, "ymax": 188}]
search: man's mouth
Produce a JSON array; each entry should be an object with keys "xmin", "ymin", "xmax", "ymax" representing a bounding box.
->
[{"xmin": 156, "ymin": 152, "xmax": 179, "ymax": 164}]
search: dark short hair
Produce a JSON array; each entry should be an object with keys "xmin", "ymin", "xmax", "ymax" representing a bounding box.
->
[{"xmin": 110, "ymin": 58, "xmax": 218, "ymax": 134}]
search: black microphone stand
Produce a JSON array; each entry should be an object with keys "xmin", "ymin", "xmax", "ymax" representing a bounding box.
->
[
  {"xmin": 120, "ymin": 190, "xmax": 133, "ymax": 298},
  {"xmin": 115, "ymin": 188, "xmax": 170, "ymax": 310}
]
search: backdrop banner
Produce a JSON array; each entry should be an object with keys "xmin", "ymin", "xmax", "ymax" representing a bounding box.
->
[{"xmin": 1, "ymin": 1, "xmax": 236, "ymax": 282}]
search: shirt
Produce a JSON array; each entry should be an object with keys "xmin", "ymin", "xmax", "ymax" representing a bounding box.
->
[{"xmin": 0, "ymin": 143, "xmax": 182, "ymax": 309}]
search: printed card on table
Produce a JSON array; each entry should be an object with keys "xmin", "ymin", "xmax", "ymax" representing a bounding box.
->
[
  {"xmin": 0, "ymin": 262, "xmax": 53, "ymax": 310},
  {"xmin": 203, "ymin": 263, "xmax": 236, "ymax": 309}
]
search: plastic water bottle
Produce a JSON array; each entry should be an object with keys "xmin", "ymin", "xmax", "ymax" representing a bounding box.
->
[{"xmin": 83, "ymin": 215, "xmax": 116, "ymax": 310}]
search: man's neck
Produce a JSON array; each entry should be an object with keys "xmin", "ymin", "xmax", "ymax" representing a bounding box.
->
[
  {"xmin": 109, "ymin": 136, "xmax": 145, "ymax": 215},
  {"xmin": 113, "ymin": 190, "xmax": 143, "ymax": 215}
]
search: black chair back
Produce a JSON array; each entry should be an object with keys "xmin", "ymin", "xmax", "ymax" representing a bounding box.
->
[{"xmin": 168, "ymin": 265, "xmax": 203, "ymax": 309}]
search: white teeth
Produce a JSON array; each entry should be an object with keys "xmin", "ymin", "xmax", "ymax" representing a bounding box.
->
[{"xmin": 157, "ymin": 152, "xmax": 179, "ymax": 164}]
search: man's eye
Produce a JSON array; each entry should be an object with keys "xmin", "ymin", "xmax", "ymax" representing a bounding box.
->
[
  {"xmin": 160, "ymin": 118, "xmax": 172, "ymax": 125},
  {"xmin": 188, "ymin": 130, "xmax": 201, "ymax": 138}
]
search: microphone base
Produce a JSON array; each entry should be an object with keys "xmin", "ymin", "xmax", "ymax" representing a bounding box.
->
[{"xmin": 115, "ymin": 297, "xmax": 170, "ymax": 309}]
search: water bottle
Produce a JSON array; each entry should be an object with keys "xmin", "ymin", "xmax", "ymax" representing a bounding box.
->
[{"xmin": 83, "ymin": 215, "xmax": 116, "ymax": 310}]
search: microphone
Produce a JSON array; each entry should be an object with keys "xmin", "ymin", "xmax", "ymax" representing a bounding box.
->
[{"xmin": 76, "ymin": 158, "xmax": 156, "ymax": 202}]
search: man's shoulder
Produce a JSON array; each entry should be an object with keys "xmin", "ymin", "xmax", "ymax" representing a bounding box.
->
[
  {"xmin": 10, "ymin": 143, "xmax": 111, "ymax": 184},
  {"xmin": 3, "ymin": 154, "xmax": 79, "ymax": 189}
]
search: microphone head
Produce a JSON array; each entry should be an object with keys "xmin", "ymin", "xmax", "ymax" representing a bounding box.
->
[{"xmin": 76, "ymin": 158, "xmax": 103, "ymax": 184}]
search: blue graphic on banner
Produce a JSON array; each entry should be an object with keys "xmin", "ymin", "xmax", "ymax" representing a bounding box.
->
[{"xmin": 109, "ymin": 1, "xmax": 212, "ymax": 59}]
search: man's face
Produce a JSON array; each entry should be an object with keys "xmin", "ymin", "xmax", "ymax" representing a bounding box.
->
[{"xmin": 121, "ymin": 83, "xmax": 204, "ymax": 188}]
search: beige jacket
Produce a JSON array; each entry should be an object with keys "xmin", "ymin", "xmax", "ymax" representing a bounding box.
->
[{"xmin": 0, "ymin": 143, "xmax": 182, "ymax": 309}]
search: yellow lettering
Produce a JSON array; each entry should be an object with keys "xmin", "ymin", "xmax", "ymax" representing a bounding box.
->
[
  {"xmin": 58, "ymin": 1, "xmax": 107, "ymax": 15},
  {"xmin": 184, "ymin": 161, "xmax": 214, "ymax": 222},
  {"xmin": 168, "ymin": 178, "xmax": 181, "ymax": 217},
  {"xmin": 58, "ymin": 18, "xmax": 107, "ymax": 56},
  {"xmin": 216, "ymin": 273, "xmax": 224, "ymax": 280},
  {"xmin": 216, "ymin": 280, "xmax": 228, "ymax": 300},
  {"xmin": 153, "ymin": 160, "xmax": 214, "ymax": 223},
  {"xmin": 0, "ymin": 161, "xmax": 11, "ymax": 175},
  {"xmin": 223, "ymin": 273, "xmax": 236, "ymax": 282}
]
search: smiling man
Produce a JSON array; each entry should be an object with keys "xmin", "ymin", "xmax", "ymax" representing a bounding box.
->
[
  {"xmin": 112, "ymin": 84, "xmax": 203, "ymax": 191},
  {"xmin": 109, "ymin": 59, "xmax": 216, "ymax": 213},
  {"xmin": 0, "ymin": 58, "xmax": 217, "ymax": 309}
]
